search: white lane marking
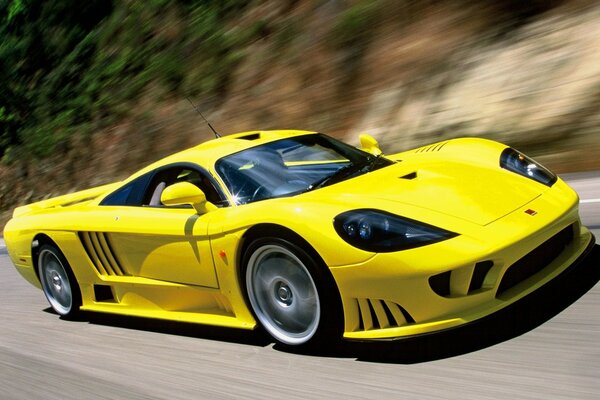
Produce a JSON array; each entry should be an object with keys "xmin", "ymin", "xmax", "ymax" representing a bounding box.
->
[{"xmin": 580, "ymin": 199, "xmax": 600, "ymax": 204}]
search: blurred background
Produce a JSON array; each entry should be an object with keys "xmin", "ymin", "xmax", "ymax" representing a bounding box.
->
[{"xmin": 0, "ymin": 0, "xmax": 599, "ymax": 228}]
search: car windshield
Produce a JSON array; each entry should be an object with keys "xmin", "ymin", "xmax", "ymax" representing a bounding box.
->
[{"xmin": 215, "ymin": 133, "xmax": 393, "ymax": 205}]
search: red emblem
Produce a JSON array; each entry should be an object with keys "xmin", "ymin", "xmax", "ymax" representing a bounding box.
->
[{"xmin": 525, "ymin": 209, "xmax": 538, "ymax": 216}]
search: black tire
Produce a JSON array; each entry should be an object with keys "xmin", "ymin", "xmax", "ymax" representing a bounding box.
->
[
  {"xmin": 37, "ymin": 243, "xmax": 82, "ymax": 319},
  {"xmin": 242, "ymin": 237, "xmax": 342, "ymax": 348}
]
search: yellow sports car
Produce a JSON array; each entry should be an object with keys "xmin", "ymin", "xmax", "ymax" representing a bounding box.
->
[{"xmin": 3, "ymin": 130, "xmax": 595, "ymax": 347}]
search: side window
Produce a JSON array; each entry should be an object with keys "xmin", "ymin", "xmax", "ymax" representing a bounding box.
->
[
  {"xmin": 100, "ymin": 173, "xmax": 152, "ymax": 206},
  {"xmin": 143, "ymin": 166, "xmax": 226, "ymax": 207},
  {"xmin": 101, "ymin": 165, "xmax": 226, "ymax": 207}
]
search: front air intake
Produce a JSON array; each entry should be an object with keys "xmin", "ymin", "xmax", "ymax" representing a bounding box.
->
[
  {"xmin": 497, "ymin": 225, "xmax": 574, "ymax": 297},
  {"xmin": 469, "ymin": 261, "xmax": 494, "ymax": 292},
  {"xmin": 429, "ymin": 271, "xmax": 451, "ymax": 297},
  {"xmin": 430, "ymin": 260, "xmax": 494, "ymax": 298}
]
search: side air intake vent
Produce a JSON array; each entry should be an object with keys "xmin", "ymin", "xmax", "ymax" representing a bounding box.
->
[
  {"xmin": 355, "ymin": 298, "xmax": 414, "ymax": 331},
  {"xmin": 79, "ymin": 232, "xmax": 127, "ymax": 276},
  {"xmin": 94, "ymin": 285, "xmax": 116, "ymax": 302}
]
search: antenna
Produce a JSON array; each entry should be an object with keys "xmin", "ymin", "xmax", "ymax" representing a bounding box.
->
[{"xmin": 186, "ymin": 97, "xmax": 221, "ymax": 138}]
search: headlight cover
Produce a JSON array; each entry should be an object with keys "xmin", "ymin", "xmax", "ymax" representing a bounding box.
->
[
  {"xmin": 333, "ymin": 209, "xmax": 457, "ymax": 253},
  {"xmin": 500, "ymin": 148, "xmax": 557, "ymax": 187}
]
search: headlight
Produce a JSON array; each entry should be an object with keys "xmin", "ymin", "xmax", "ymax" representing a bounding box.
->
[
  {"xmin": 500, "ymin": 148, "xmax": 557, "ymax": 187},
  {"xmin": 333, "ymin": 209, "xmax": 457, "ymax": 252}
]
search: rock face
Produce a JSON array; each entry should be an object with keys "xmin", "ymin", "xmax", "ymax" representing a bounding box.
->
[
  {"xmin": 217, "ymin": 1, "xmax": 600, "ymax": 167},
  {"xmin": 354, "ymin": 3, "xmax": 600, "ymax": 160},
  {"xmin": 1, "ymin": 1, "xmax": 599, "ymax": 228}
]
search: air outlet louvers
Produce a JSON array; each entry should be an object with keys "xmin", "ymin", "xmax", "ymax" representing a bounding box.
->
[
  {"xmin": 355, "ymin": 298, "xmax": 414, "ymax": 331},
  {"xmin": 414, "ymin": 141, "xmax": 448, "ymax": 153}
]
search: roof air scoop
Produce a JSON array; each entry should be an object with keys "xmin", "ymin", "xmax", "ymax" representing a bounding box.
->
[
  {"xmin": 399, "ymin": 172, "xmax": 417, "ymax": 180},
  {"xmin": 238, "ymin": 133, "xmax": 261, "ymax": 140}
]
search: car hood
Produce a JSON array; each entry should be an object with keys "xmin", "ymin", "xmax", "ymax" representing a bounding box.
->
[{"xmin": 306, "ymin": 160, "xmax": 545, "ymax": 226}]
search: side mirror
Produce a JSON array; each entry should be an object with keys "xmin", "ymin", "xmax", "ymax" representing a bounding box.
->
[
  {"xmin": 359, "ymin": 133, "xmax": 383, "ymax": 156},
  {"xmin": 160, "ymin": 182, "xmax": 215, "ymax": 214}
]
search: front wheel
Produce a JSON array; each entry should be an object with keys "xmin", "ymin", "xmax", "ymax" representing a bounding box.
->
[
  {"xmin": 244, "ymin": 238, "xmax": 341, "ymax": 347},
  {"xmin": 38, "ymin": 244, "xmax": 81, "ymax": 318}
]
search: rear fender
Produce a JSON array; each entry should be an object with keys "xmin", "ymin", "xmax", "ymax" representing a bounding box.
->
[{"xmin": 12, "ymin": 182, "xmax": 119, "ymax": 218}]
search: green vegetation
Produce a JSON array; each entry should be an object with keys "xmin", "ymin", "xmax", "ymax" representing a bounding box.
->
[
  {"xmin": 0, "ymin": 0, "xmax": 562, "ymax": 164},
  {"xmin": 330, "ymin": 0, "xmax": 382, "ymax": 49},
  {"xmin": 0, "ymin": 0, "xmax": 253, "ymax": 162}
]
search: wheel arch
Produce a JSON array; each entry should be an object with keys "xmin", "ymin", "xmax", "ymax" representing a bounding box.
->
[
  {"xmin": 239, "ymin": 224, "xmax": 324, "ymax": 268},
  {"xmin": 238, "ymin": 223, "xmax": 345, "ymax": 344},
  {"xmin": 32, "ymin": 233, "xmax": 82, "ymax": 318},
  {"xmin": 31, "ymin": 233, "xmax": 59, "ymax": 282}
]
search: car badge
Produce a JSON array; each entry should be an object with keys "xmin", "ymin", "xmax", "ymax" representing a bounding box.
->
[{"xmin": 525, "ymin": 209, "xmax": 538, "ymax": 216}]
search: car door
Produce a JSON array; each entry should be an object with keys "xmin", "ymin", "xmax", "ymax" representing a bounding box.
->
[{"xmin": 89, "ymin": 164, "xmax": 227, "ymax": 288}]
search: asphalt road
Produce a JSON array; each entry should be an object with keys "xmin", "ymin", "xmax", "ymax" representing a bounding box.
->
[{"xmin": 1, "ymin": 173, "xmax": 599, "ymax": 400}]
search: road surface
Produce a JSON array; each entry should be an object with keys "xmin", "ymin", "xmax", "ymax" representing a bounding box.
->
[{"xmin": 1, "ymin": 172, "xmax": 599, "ymax": 399}]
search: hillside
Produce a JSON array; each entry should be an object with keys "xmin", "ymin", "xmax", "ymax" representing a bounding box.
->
[{"xmin": 1, "ymin": 0, "xmax": 599, "ymax": 228}]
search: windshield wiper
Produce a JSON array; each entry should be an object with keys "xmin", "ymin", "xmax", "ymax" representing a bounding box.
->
[
  {"xmin": 306, "ymin": 160, "xmax": 369, "ymax": 191},
  {"xmin": 305, "ymin": 155, "xmax": 394, "ymax": 192}
]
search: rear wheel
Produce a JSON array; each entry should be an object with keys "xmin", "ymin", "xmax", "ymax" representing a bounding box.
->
[
  {"xmin": 244, "ymin": 237, "xmax": 341, "ymax": 347},
  {"xmin": 38, "ymin": 244, "xmax": 81, "ymax": 318}
]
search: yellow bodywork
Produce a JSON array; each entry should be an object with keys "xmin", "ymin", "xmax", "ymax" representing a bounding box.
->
[{"xmin": 3, "ymin": 130, "xmax": 594, "ymax": 341}]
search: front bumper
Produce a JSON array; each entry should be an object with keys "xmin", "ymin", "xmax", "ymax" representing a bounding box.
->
[{"xmin": 331, "ymin": 181, "xmax": 595, "ymax": 340}]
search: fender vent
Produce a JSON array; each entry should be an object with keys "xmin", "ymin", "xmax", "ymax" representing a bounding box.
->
[
  {"xmin": 355, "ymin": 298, "xmax": 414, "ymax": 331},
  {"xmin": 79, "ymin": 232, "xmax": 128, "ymax": 276},
  {"xmin": 414, "ymin": 141, "xmax": 449, "ymax": 153}
]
